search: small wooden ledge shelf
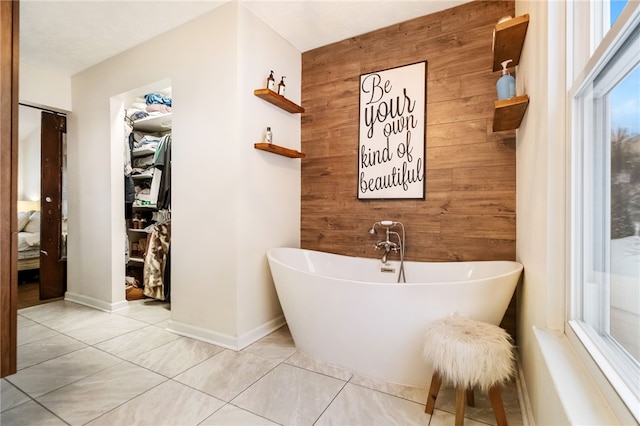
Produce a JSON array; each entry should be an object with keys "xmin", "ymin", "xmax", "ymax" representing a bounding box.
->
[
  {"xmin": 492, "ymin": 14, "xmax": 530, "ymax": 72},
  {"xmin": 254, "ymin": 143, "xmax": 305, "ymax": 158},
  {"xmin": 493, "ymin": 95, "xmax": 529, "ymax": 132},
  {"xmin": 254, "ymin": 89, "xmax": 305, "ymax": 114}
]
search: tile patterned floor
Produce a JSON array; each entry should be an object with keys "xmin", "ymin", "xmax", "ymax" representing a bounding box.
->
[{"xmin": 1, "ymin": 300, "xmax": 524, "ymax": 425}]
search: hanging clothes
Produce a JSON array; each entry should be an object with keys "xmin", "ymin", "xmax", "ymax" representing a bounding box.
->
[
  {"xmin": 124, "ymin": 121, "xmax": 135, "ymax": 218},
  {"xmin": 143, "ymin": 220, "xmax": 171, "ymax": 301},
  {"xmin": 154, "ymin": 134, "xmax": 171, "ymax": 210}
]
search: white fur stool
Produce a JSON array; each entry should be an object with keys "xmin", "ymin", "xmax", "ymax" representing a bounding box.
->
[{"xmin": 422, "ymin": 316, "xmax": 515, "ymax": 426}]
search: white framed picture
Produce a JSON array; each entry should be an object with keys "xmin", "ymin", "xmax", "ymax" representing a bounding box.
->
[{"xmin": 358, "ymin": 61, "xmax": 426, "ymax": 200}]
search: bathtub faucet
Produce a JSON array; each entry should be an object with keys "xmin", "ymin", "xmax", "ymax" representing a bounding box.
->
[
  {"xmin": 368, "ymin": 220, "xmax": 407, "ymax": 283},
  {"xmin": 375, "ymin": 239, "xmax": 399, "ymax": 263}
]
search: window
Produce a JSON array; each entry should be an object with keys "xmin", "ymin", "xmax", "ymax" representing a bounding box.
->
[
  {"xmin": 611, "ymin": 0, "xmax": 629, "ymax": 26},
  {"xmin": 571, "ymin": 1, "xmax": 640, "ymax": 419}
]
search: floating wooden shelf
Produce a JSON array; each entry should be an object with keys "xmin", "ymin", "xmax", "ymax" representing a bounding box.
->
[
  {"xmin": 492, "ymin": 14, "xmax": 529, "ymax": 72},
  {"xmin": 493, "ymin": 95, "xmax": 529, "ymax": 132},
  {"xmin": 254, "ymin": 89, "xmax": 305, "ymax": 114},
  {"xmin": 254, "ymin": 143, "xmax": 305, "ymax": 158}
]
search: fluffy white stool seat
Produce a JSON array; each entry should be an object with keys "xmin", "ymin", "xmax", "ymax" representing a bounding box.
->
[
  {"xmin": 423, "ymin": 316, "xmax": 515, "ymax": 391},
  {"xmin": 422, "ymin": 316, "xmax": 515, "ymax": 426}
]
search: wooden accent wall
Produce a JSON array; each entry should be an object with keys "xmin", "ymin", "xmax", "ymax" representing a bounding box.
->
[
  {"xmin": 301, "ymin": 1, "xmax": 518, "ymax": 335},
  {"xmin": 301, "ymin": 0, "xmax": 515, "ymax": 260}
]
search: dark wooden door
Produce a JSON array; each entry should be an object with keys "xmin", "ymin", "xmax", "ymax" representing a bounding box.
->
[
  {"xmin": 39, "ymin": 111, "xmax": 66, "ymax": 299},
  {"xmin": 0, "ymin": 0, "xmax": 19, "ymax": 378}
]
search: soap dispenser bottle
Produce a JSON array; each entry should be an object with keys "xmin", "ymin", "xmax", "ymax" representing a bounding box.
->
[
  {"xmin": 496, "ymin": 60, "xmax": 516, "ymax": 100},
  {"xmin": 278, "ymin": 76, "xmax": 286, "ymax": 96},
  {"xmin": 267, "ymin": 71, "xmax": 275, "ymax": 91}
]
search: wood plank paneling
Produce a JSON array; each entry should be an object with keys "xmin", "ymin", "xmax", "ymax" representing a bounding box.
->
[{"xmin": 301, "ymin": 1, "xmax": 517, "ymax": 336}]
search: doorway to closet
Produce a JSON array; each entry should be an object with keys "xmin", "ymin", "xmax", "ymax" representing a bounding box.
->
[{"xmin": 119, "ymin": 82, "xmax": 172, "ymax": 311}]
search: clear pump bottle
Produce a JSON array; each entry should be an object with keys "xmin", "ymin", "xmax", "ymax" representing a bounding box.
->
[{"xmin": 496, "ymin": 60, "xmax": 515, "ymax": 100}]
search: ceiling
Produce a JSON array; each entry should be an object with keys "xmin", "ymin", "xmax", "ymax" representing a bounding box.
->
[{"xmin": 20, "ymin": 0, "xmax": 470, "ymax": 77}]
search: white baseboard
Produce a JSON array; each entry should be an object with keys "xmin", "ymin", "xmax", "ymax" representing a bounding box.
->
[
  {"xmin": 167, "ymin": 315, "xmax": 287, "ymax": 351},
  {"xmin": 237, "ymin": 315, "xmax": 287, "ymax": 350},
  {"xmin": 515, "ymin": 352, "xmax": 535, "ymax": 426},
  {"xmin": 64, "ymin": 292, "xmax": 128, "ymax": 313}
]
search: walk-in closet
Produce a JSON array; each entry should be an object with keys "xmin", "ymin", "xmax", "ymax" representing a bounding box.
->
[{"xmin": 123, "ymin": 87, "xmax": 172, "ymax": 306}]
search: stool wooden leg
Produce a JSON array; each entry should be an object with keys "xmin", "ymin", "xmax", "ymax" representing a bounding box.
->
[
  {"xmin": 425, "ymin": 372, "xmax": 442, "ymax": 414},
  {"xmin": 455, "ymin": 388, "xmax": 466, "ymax": 426},
  {"xmin": 466, "ymin": 388, "xmax": 475, "ymax": 407},
  {"xmin": 488, "ymin": 385, "xmax": 508, "ymax": 426}
]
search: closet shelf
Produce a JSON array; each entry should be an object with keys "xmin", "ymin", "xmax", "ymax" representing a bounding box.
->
[
  {"xmin": 128, "ymin": 228, "xmax": 150, "ymax": 233},
  {"xmin": 254, "ymin": 89, "xmax": 305, "ymax": 114},
  {"xmin": 492, "ymin": 14, "xmax": 529, "ymax": 71},
  {"xmin": 132, "ymin": 203, "xmax": 157, "ymax": 210},
  {"xmin": 254, "ymin": 143, "xmax": 305, "ymax": 158},
  {"xmin": 492, "ymin": 95, "xmax": 529, "ymax": 132},
  {"xmin": 132, "ymin": 172, "xmax": 154, "ymax": 180},
  {"xmin": 132, "ymin": 112, "xmax": 172, "ymax": 132},
  {"xmin": 132, "ymin": 147, "xmax": 156, "ymax": 158}
]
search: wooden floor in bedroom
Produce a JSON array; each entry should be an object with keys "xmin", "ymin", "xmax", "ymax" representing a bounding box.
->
[{"xmin": 17, "ymin": 272, "xmax": 63, "ymax": 309}]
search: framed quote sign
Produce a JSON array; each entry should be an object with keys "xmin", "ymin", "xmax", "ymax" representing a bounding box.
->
[{"xmin": 357, "ymin": 61, "xmax": 426, "ymax": 200}]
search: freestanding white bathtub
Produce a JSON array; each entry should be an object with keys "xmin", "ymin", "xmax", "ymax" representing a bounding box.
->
[{"xmin": 266, "ymin": 247, "xmax": 523, "ymax": 387}]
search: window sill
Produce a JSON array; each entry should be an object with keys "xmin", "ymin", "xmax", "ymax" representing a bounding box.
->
[{"xmin": 533, "ymin": 327, "xmax": 635, "ymax": 424}]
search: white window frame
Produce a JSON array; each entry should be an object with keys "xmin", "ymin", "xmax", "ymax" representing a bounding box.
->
[{"xmin": 569, "ymin": 1, "xmax": 640, "ymax": 421}]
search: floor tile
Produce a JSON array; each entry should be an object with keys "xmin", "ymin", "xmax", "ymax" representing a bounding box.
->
[
  {"xmin": 114, "ymin": 299, "xmax": 171, "ymax": 324},
  {"xmin": 17, "ymin": 315, "xmax": 37, "ymax": 329},
  {"xmin": 18, "ymin": 300, "xmax": 95, "ymax": 324},
  {"xmin": 6, "ymin": 347, "xmax": 121, "ymax": 398},
  {"xmin": 64, "ymin": 314, "xmax": 148, "ymax": 345},
  {"xmin": 241, "ymin": 325, "xmax": 297, "ymax": 362},
  {"xmin": 17, "ymin": 333, "xmax": 87, "ymax": 370},
  {"xmin": 232, "ymin": 363, "xmax": 346, "ymax": 425},
  {"xmin": 0, "ymin": 400, "xmax": 66, "ymax": 425},
  {"xmin": 87, "ymin": 379, "xmax": 224, "ymax": 426},
  {"xmin": 10, "ymin": 302, "xmax": 524, "ymax": 426},
  {"xmin": 350, "ymin": 373, "xmax": 428, "ymax": 404},
  {"xmin": 174, "ymin": 350, "xmax": 279, "ymax": 402},
  {"xmin": 133, "ymin": 336, "xmax": 224, "ymax": 377},
  {"xmin": 94, "ymin": 325, "xmax": 181, "ymax": 361},
  {"xmin": 428, "ymin": 408, "xmax": 488, "ymax": 426},
  {"xmin": 315, "ymin": 382, "xmax": 427, "ymax": 426},
  {"xmin": 1, "ymin": 379, "xmax": 30, "ymax": 412},
  {"xmin": 200, "ymin": 404, "xmax": 279, "ymax": 426},
  {"xmin": 36, "ymin": 361, "xmax": 166, "ymax": 425},
  {"xmin": 433, "ymin": 382, "xmax": 523, "ymax": 426},
  {"xmin": 285, "ymin": 352, "xmax": 353, "ymax": 382},
  {"xmin": 20, "ymin": 301, "xmax": 111, "ymax": 334},
  {"xmin": 17, "ymin": 322, "xmax": 59, "ymax": 346}
]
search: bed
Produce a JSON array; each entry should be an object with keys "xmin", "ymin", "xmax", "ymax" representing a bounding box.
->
[{"xmin": 17, "ymin": 209, "xmax": 40, "ymax": 271}]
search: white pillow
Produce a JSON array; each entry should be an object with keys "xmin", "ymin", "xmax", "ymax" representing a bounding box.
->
[
  {"xmin": 17, "ymin": 211, "xmax": 30, "ymax": 232},
  {"xmin": 23, "ymin": 211, "xmax": 40, "ymax": 234}
]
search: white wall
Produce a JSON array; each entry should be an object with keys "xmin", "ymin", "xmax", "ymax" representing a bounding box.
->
[
  {"xmin": 516, "ymin": 1, "xmax": 630, "ymax": 424},
  {"xmin": 18, "ymin": 63, "xmax": 72, "ymax": 205},
  {"xmin": 17, "ymin": 105, "xmax": 41, "ymax": 202},
  {"xmin": 235, "ymin": 5, "xmax": 301, "ymax": 342},
  {"xmin": 515, "ymin": 0, "xmax": 570, "ymax": 421},
  {"xmin": 19, "ymin": 62, "xmax": 71, "ymax": 112},
  {"xmin": 67, "ymin": 2, "xmax": 300, "ymax": 347}
]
